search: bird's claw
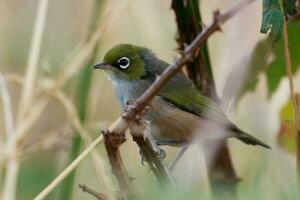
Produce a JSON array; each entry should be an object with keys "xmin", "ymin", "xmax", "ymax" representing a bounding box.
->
[
  {"xmin": 139, "ymin": 147, "xmax": 166, "ymax": 166},
  {"xmin": 139, "ymin": 149, "xmax": 146, "ymax": 165},
  {"xmin": 156, "ymin": 148, "xmax": 166, "ymax": 160}
]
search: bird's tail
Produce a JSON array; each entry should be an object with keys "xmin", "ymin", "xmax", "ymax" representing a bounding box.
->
[{"xmin": 231, "ymin": 127, "xmax": 270, "ymax": 149}]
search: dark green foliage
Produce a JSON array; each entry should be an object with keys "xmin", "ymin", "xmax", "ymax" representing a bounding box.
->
[
  {"xmin": 265, "ymin": 21, "xmax": 300, "ymax": 93},
  {"xmin": 260, "ymin": 0, "xmax": 283, "ymax": 42},
  {"xmin": 171, "ymin": 0, "xmax": 215, "ymax": 96},
  {"xmin": 283, "ymin": 0, "xmax": 297, "ymax": 18},
  {"xmin": 18, "ymin": 153, "xmax": 56, "ymax": 200}
]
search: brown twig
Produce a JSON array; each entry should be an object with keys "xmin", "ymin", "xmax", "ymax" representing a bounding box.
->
[
  {"xmin": 79, "ymin": 184, "xmax": 109, "ymax": 200},
  {"xmin": 102, "ymin": 130, "xmax": 141, "ymax": 199}
]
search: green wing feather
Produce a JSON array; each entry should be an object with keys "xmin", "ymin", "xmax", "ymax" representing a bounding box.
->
[
  {"xmin": 144, "ymin": 57, "xmax": 270, "ymax": 148},
  {"xmin": 158, "ymin": 73, "xmax": 230, "ymax": 125}
]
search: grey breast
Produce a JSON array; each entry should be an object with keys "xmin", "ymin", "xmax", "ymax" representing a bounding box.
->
[{"xmin": 111, "ymin": 78, "xmax": 151, "ymax": 109}]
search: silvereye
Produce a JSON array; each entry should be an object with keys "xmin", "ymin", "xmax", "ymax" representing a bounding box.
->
[{"xmin": 93, "ymin": 44, "xmax": 269, "ymax": 149}]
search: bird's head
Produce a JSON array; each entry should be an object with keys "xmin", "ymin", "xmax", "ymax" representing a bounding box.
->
[{"xmin": 93, "ymin": 44, "xmax": 150, "ymax": 80}]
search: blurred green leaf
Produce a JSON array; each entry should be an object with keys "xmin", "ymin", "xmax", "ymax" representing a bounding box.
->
[
  {"xmin": 260, "ymin": 0, "xmax": 283, "ymax": 42},
  {"xmin": 280, "ymin": 99, "xmax": 294, "ymax": 121},
  {"xmin": 240, "ymin": 21, "xmax": 300, "ymax": 96},
  {"xmin": 18, "ymin": 153, "xmax": 57, "ymax": 200},
  {"xmin": 278, "ymin": 100, "xmax": 296, "ymax": 153}
]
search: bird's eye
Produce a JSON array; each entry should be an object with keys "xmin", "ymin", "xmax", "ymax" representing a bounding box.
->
[{"xmin": 117, "ymin": 57, "xmax": 130, "ymax": 69}]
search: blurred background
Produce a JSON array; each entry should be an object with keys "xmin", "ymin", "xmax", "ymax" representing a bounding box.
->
[{"xmin": 0, "ymin": 0, "xmax": 299, "ymax": 199}]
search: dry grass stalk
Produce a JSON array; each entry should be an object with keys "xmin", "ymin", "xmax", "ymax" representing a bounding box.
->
[
  {"xmin": 17, "ymin": 0, "xmax": 49, "ymax": 122},
  {"xmin": 33, "ymin": 118, "xmax": 124, "ymax": 200},
  {"xmin": 55, "ymin": 90, "xmax": 116, "ymax": 193},
  {"xmin": 1, "ymin": 0, "xmax": 49, "ymax": 199},
  {"xmin": 4, "ymin": 74, "xmax": 115, "ymax": 194},
  {"xmin": 0, "ymin": 74, "xmax": 18, "ymax": 200}
]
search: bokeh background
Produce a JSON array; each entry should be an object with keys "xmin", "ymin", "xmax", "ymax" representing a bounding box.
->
[{"xmin": 0, "ymin": 0, "xmax": 299, "ymax": 199}]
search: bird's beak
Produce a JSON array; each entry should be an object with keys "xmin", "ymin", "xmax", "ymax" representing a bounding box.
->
[{"xmin": 92, "ymin": 63, "xmax": 112, "ymax": 70}]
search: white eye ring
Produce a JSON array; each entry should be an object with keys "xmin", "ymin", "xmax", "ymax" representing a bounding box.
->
[{"xmin": 117, "ymin": 57, "xmax": 130, "ymax": 69}]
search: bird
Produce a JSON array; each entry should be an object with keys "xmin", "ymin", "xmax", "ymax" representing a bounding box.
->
[{"xmin": 92, "ymin": 43, "xmax": 270, "ymax": 149}]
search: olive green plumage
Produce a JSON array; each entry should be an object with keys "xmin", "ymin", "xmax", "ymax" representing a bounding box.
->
[{"xmin": 93, "ymin": 43, "xmax": 270, "ymax": 148}]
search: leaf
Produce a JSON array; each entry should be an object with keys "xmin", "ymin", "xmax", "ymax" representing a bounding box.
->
[
  {"xmin": 278, "ymin": 122, "xmax": 296, "ymax": 153},
  {"xmin": 280, "ymin": 99, "xmax": 294, "ymax": 121},
  {"xmin": 265, "ymin": 21, "xmax": 300, "ymax": 93},
  {"xmin": 260, "ymin": 0, "xmax": 283, "ymax": 42},
  {"xmin": 278, "ymin": 100, "xmax": 296, "ymax": 153},
  {"xmin": 226, "ymin": 21, "xmax": 300, "ymax": 99}
]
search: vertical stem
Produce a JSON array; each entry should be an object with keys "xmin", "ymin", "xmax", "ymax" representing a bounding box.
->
[
  {"xmin": 57, "ymin": 1, "xmax": 103, "ymax": 199},
  {"xmin": 296, "ymin": 94, "xmax": 300, "ymax": 183},
  {"xmin": 0, "ymin": 75, "xmax": 18, "ymax": 200},
  {"xmin": 171, "ymin": 0, "xmax": 238, "ymax": 199},
  {"xmin": 282, "ymin": 16, "xmax": 300, "ymax": 183}
]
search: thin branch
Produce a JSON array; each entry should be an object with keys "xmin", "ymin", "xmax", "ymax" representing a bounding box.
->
[
  {"xmin": 282, "ymin": 16, "xmax": 300, "ymax": 182},
  {"xmin": 17, "ymin": 0, "xmax": 49, "ymax": 122},
  {"xmin": 79, "ymin": 184, "xmax": 110, "ymax": 200}
]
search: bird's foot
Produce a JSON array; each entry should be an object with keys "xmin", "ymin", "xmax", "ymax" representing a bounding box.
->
[
  {"xmin": 102, "ymin": 130, "xmax": 126, "ymax": 148},
  {"xmin": 139, "ymin": 147, "xmax": 166, "ymax": 165}
]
